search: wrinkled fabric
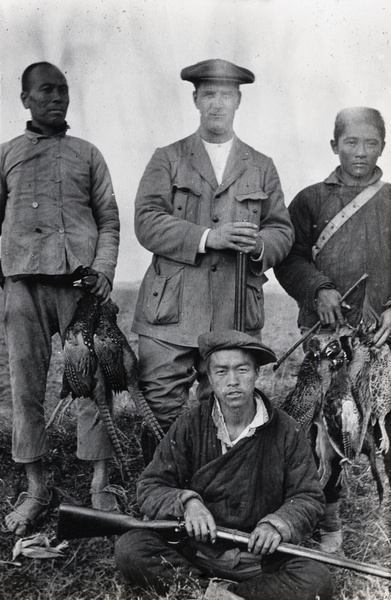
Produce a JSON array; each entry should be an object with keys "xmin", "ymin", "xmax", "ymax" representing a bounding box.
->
[
  {"xmin": 132, "ymin": 131, "xmax": 293, "ymax": 346},
  {"xmin": 115, "ymin": 528, "xmax": 333, "ymax": 600},
  {"xmin": 137, "ymin": 394, "xmax": 325, "ymax": 543},
  {"xmin": 4, "ymin": 278, "xmax": 115, "ymax": 462},
  {"xmin": 0, "ymin": 127, "xmax": 119, "ymax": 284},
  {"xmin": 275, "ymin": 167, "xmax": 391, "ymax": 329}
]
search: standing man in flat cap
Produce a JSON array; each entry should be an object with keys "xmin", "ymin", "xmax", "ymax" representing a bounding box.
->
[
  {"xmin": 132, "ymin": 59, "xmax": 294, "ymax": 448},
  {"xmin": 115, "ymin": 330, "xmax": 332, "ymax": 600}
]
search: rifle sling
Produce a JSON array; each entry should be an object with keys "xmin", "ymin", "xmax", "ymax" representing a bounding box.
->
[{"xmin": 312, "ymin": 180, "xmax": 385, "ymax": 261}]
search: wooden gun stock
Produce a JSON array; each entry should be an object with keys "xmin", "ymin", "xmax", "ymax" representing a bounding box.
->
[{"xmin": 57, "ymin": 504, "xmax": 391, "ymax": 580}]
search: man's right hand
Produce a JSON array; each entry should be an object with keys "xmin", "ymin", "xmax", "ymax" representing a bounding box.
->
[
  {"xmin": 315, "ymin": 288, "xmax": 345, "ymax": 327},
  {"xmin": 183, "ymin": 498, "xmax": 217, "ymax": 543},
  {"xmin": 206, "ymin": 221, "xmax": 260, "ymax": 253}
]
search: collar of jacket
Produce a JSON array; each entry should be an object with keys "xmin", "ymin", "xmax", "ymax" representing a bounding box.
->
[
  {"xmin": 323, "ymin": 165, "xmax": 383, "ymax": 186},
  {"xmin": 24, "ymin": 120, "xmax": 70, "ymax": 142},
  {"xmin": 190, "ymin": 130, "xmax": 251, "ymax": 193}
]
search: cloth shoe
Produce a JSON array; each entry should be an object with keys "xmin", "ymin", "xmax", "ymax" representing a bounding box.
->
[{"xmin": 203, "ymin": 578, "xmax": 244, "ymax": 600}]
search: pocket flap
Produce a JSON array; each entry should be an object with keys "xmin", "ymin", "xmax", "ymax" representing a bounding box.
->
[
  {"xmin": 173, "ymin": 180, "xmax": 201, "ymax": 196},
  {"xmin": 235, "ymin": 190, "xmax": 268, "ymax": 202}
]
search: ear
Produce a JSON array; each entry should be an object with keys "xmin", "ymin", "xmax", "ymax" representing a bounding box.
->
[
  {"xmin": 380, "ymin": 140, "xmax": 386, "ymax": 155},
  {"xmin": 21, "ymin": 91, "xmax": 30, "ymax": 110},
  {"xmin": 330, "ymin": 139, "xmax": 339, "ymax": 155},
  {"xmin": 193, "ymin": 90, "xmax": 199, "ymax": 110},
  {"xmin": 235, "ymin": 90, "xmax": 242, "ymax": 110}
]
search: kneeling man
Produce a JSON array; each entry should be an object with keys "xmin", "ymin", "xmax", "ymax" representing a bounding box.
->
[{"xmin": 115, "ymin": 331, "xmax": 333, "ymax": 600}]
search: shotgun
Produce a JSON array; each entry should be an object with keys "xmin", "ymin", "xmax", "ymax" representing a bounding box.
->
[
  {"xmin": 234, "ymin": 251, "xmax": 248, "ymax": 332},
  {"xmin": 57, "ymin": 504, "xmax": 391, "ymax": 580}
]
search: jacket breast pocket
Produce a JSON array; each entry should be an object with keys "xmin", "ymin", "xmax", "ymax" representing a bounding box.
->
[
  {"xmin": 235, "ymin": 190, "xmax": 268, "ymax": 224},
  {"xmin": 172, "ymin": 182, "xmax": 201, "ymax": 223},
  {"xmin": 143, "ymin": 259, "xmax": 184, "ymax": 325}
]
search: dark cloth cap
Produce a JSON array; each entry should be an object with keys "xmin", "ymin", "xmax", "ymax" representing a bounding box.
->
[
  {"xmin": 181, "ymin": 59, "xmax": 255, "ymax": 85},
  {"xmin": 198, "ymin": 330, "xmax": 276, "ymax": 366}
]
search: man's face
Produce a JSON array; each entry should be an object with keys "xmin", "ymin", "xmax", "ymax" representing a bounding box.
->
[
  {"xmin": 330, "ymin": 117, "xmax": 385, "ymax": 185},
  {"xmin": 193, "ymin": 81, "xmax": 241, "ymax": 142},
  {"xmin": 21, "ymin": 65, "xmax": 69, "ymax": 135},
  {"xmin": 207, "ymin": 349, "xmax": 259, "ymax": 412}
]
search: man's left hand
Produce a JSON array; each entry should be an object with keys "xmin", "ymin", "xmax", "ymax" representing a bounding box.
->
[
  {"xmin": 247, "ymin": 522, "xmax": 282, "ymax": 556},
  {"xmin": 372, "ymin": 308, "xmax": 391, "ymax": 349},
  {"xmin": 89, "ymin": 272, "xmax": 111, "ymax": 303}
]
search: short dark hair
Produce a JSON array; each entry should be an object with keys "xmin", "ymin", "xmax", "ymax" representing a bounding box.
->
[
  {"xmin": 334, "ymin": 107, "xmax": 386, "ymax": 142},
  {"xmin": 21, "ymin": 62, "xmax": 60, "ymax": 93}
]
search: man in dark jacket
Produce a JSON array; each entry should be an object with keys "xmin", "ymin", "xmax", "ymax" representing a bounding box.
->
[
  {"xmin": 115, "ymin": 330, "xmax": 332, "ymax": 600},
  {"xmin": 132, "ymin": 59, "xmax": 294, "ymax": 437},
  {"xmin": 275, "ymin": 107, "xmax": 391, "ymax": 552}
]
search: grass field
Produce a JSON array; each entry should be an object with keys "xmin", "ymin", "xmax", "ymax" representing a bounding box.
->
[{"xmin": 0, "ymin": 283, "xmax": 390, "ymax": 600}]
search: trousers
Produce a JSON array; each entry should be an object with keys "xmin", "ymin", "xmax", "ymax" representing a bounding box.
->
[
  {"xmin": 3, "ymin": 278, "xmax": 114, "ymax": 462},
  {"xmin": 114, "ymin": 529, "xmax": 333, "ymax": 600},
  {"xmin": 137, "ymin": 335, "xmax": 211, "ymax": 430}
]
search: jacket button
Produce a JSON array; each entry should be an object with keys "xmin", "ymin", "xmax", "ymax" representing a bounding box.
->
[
  {"xmin": 35, "ymin": 227, "xmax": 42, "ymax": 233},
  {"xmin": 58, "ymin": 228, "xmax": 65, "ymax": 234},
  {"xmin": 215, "ymin": 194, "xmax": 221, "ymax": 199},
  {"xmin": 211, "ymin": 265, "xmax": 217, "ymax": 272},
  {"xmin": 32, "ymin": 202, "xmax": 39, "ymax": 208},
  {"xmin": 153, "ymin": 291, "xmax": 158, "ymax": 296},
  {"xmin": 212, "ymin": 216, "xmax": 219, "ymax": 223},
  {"xmin": 177, "ymin": 206, "xmax": 182, "ymax": 210}
]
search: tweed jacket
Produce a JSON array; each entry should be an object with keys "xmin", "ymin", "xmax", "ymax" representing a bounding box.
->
[
  {"xmin": 132, "ymin": 131, "xmax": 294, "ymax": 346},
  {"xmin": 275, "ymin": 167, "xmax": 391, "ymax": 329},
  {"xmin": 0, "ymin": 126, "xmax": 120, "ymax": 284},
  {"xmin": 137, "ymin": 394, "xmax": 325, "ymax": 544}
]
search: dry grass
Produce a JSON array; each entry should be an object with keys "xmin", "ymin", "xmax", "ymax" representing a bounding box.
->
[{"xmin": 0, "ymin": 284, "xmax": 390, "ymax": 599}]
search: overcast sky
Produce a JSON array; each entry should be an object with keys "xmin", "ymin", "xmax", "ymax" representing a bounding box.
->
[{"xmin": 1, "ymin": 0, "xmax": 391, "ymax": 285}]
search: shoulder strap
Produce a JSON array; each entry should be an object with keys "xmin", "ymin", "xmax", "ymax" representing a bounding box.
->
[{"xmin": 312, "ymin": 180, "xmax": 385, "ymax": 261}]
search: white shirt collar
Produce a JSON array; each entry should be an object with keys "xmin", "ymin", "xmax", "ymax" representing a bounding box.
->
[{"xmin": 212, "ymin": 392, "xmax": 269, "ymax": 454}]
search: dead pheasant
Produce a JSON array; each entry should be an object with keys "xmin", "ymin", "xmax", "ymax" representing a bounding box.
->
[
  {"xmin": 322, "ymin": 353, "xmax": 361, "ymax": 464},
  {"xmin": 281, "ymin": 332, "xmax": 341, "ymax": 434},
  {"xmin": 92, "ymin": 299, "xmax": 164, "ymax": 443},
  {"xmin": 349, "ymin": 327, "xmax": 391, "ymax": 454}
]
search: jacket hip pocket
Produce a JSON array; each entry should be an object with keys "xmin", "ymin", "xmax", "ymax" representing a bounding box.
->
[
  {"xmin": 246, "ymin": 280, "xmax": 264, "ymax": 331},
  {"xmin": 143, "ymin": 262, "xmax": 184, "ymax": 325}
]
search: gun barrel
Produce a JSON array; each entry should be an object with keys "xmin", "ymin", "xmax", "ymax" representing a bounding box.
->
[{"xmin": 216, "ymin": 526, "xmax": 391, "ymax": 580}]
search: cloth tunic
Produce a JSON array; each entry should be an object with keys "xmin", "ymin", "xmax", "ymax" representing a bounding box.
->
[
  {"xmin": 275, "ymin": 167, "xmax": 391, "ymax": 329},
  {"xmin": 0, "ymin": 126, "xmax": 119, "ymax": 284},
  {"xmin": 132, "ymin": 131, "xmax": 293, "ymax": 346},
  {"xmin": 137, "ymin": 394, "xmax": 325, "ymax": 544}
]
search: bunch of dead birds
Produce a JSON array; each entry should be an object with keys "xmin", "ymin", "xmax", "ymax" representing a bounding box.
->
[
  {"xmin": 54, "ymin": 269, "xmax": 163, "ymax": 481},
  {"xmin": 282, "ymin": 326, "xmax": 391, "ymax": 502}
]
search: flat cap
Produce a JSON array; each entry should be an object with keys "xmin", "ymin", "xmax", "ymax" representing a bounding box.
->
[
  {"xmin": 198, "ymin": 330, "xmax": 276, "ymax": 366},
  {"xmin": 181, "ymin": 59, "xmax": 255, "ymax": 85}
]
